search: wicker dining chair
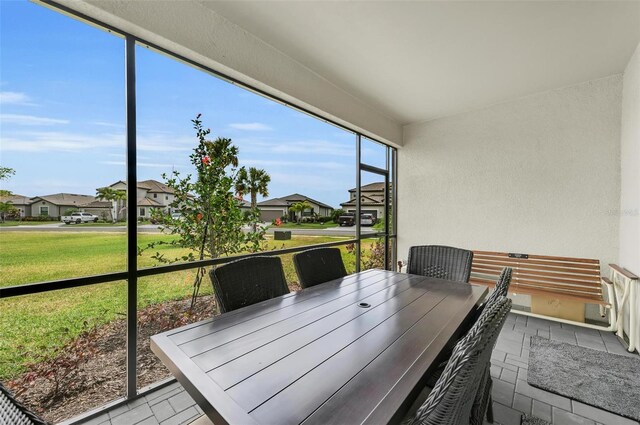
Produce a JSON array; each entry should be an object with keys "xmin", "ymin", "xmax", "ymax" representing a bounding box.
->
[
  {"xmin": 1, "ymin": 383, "xmax": 48, "ymax": 425},
  {"xmin": 407, "ymin": 245, "xmax": 474, "ymax": 283},
  {"xmin": 292, "ymin": 247, "xmax": 348, "ymax": 288},
  {"xmin": 404, "ymin": 296, "xmax": 512, "ymax": 425},
  {"xmin": 209, "ymin": 256, "xmax": 290, "ymax": 313},
  {"xmin": 484, "ymin": 267, "xmax": 513, "ymax": 308}
]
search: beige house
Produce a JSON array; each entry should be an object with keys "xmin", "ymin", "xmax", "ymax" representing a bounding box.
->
[
  {"xmin": 28, "ymin": 193, "xmax": 97, "ymax": 218},
  {"xmin": 257, "ymin": 193, "xmax": 334, "ymax": 222},
  {"xmin": 0, "ymin": 194, "xmax": 32, "ymax": 218},
  {"xmin": 340, "ymin": 182, "xmax": 390, "ymax": 220},
  {"xmin": 103, "ymin": 179, "xmax": 176, "ymax": 219}
]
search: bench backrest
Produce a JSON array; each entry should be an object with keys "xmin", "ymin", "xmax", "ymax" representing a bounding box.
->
[{"xmin": 470, "ymin": 250, "xmax": 605, "ymax": 304}]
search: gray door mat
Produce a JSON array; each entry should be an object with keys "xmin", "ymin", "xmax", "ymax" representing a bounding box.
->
[{"xmin": 528, "ymin": 336, "xmax": 640, "ymax": 421}]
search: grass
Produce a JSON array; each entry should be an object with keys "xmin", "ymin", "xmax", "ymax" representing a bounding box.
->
[
  {"xmin": 0, "ymin": 232, "xmax": 369, "ymax": 379},
  {"xmin": 0, "ymin": 221, "xmax": 57, "ymax": 227}
]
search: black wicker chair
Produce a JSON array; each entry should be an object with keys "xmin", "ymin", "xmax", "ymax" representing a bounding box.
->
[
  {"xmin": 484, "ymin": 267, "xmax": 513, "ymax": 307},
  {"xmin": 424, "ymin": 267, "xmax": 514, "ymax": 418},
  {"xmin": 209, "ymin": 256, "xmax": 290, "ymax": 313},
  {"xmin": 404, "ymin": 296, "xmax": 512, "ymax": 425},
  {"xmin": 1, "ymin": 383, "xmax": 48, "ymax": 425},
  {"xmin": 292, "ymin": 247, "xmax": 348, "ymax": 289},
  {"xmin": 407, "ymin": 245, "xmax": 473, "ymax": 283}
]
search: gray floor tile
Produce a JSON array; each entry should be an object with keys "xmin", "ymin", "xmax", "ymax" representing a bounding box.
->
[
  {"xmin": 111, "ymin": 405, "xmax": 154, "ymax": 425},
  {"xmin": 532, "ymin": 400, "xmax": 552, "ymax": 422},
  {"xmin": 571, "ymin": 401, "xmax": 640, "ymax": 425},
  {"xmin": 513, "ymin": 393, "xmax": 532, "ymax": 415},
  {"xmin": 500, "ymin": 368, "xmax": 518, "ymax": 384},
  {"xmin": 492, "ymin": 379, "xmax": 515, "ymax": 406},
  {"xmin": 553, "ymin": 406, "xmax": 595, "ymax": 425},
  {"xmin": 493, "ymin": 402, "xmax": 523, "ymax": 425}
]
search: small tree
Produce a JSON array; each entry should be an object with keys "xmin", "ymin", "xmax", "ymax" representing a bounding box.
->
[
  {"xmin": 140, "ymin": 115, "xmax": 266, "ymax": 307},
  {"xmin": 235, "ymin": 167, "xmax": 271, "ymax": 232},
  {"xmin": 96, "ymin": 187, "xmax": 126, "ymax": 222},
  {"xmin": 0, "ymin": 166, "xmax": 16, "ymax": 221},
  {"xmin": 331, "ymin": 208, "xmax": 346, "ymax": 223},
  {"xmin": 289, "ymin": 201, "xmax": 312, "ymax": 224}
]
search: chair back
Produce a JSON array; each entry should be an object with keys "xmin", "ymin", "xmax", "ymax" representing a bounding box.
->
[
  {"xmin": 407, "ymin": 297, "xmax": 512, "ymax": 425},
  {"xmin": 1, "ymin": 383, "xmax": 48, "ymax": 425},
  {"xmin": 484, "ymin": 267, "xmax": 513, "ymax": 307},
  {"xmin": 407, "ymin": 245, "xmax": 473, "ymax": 282},
  {"xmin": 209, "ymin": 256, "xmax": 290, "ymax": 313},
  {"xmin": 293, "ymin": 248, "xmax": 348, "ymax": 288}
]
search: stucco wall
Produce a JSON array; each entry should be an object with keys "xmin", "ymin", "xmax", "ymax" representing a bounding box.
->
[
  {"xmin": 619, "ymin": 42, "xmax": 640, "ymax": 348},
  {"xmin": 398, "ymin": 75, "xmax": 622, "ymax": 270}
]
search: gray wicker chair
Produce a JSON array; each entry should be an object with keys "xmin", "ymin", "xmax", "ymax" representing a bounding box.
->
[
  {"xmin": 404, "ymin": 297, "xmax": 512, "ymax": 425},
  {"xmin": 1, "ymin": 383, "xmax": 48, "ymax": 425},
  {"xmin": 209, "ymin": 256, "xmax": 290, "ymax": 313},
  {"xmin": 407, "ymin": 245, "xmax": 473, "ymax": 283},
  {"xmin": 292, "ymin": 247, "xmax": 348, "ymax": 288}
]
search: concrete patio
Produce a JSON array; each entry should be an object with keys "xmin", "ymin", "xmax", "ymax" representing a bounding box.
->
[{"xmin": 74, "ymin": 313, "xmax": 638, "ymax": 425}]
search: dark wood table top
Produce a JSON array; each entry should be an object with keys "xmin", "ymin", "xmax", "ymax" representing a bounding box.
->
[{"xmin": 151, "ymin": 269, "xmax": 487, "ymax": 425}]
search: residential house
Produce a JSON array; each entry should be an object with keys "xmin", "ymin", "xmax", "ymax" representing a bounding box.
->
[
  {"xmin": 0, "ymin": 194, "xmax": 32, "ymax": 218},
  {"xmin": 28, "ymin": 193, "xmax": 97, "ymax": 218},
  {"xmin": 257, "ymin": 193, "xmax": 334, "ymax": 222},
  {"xmin": 340, "ymin": 182, "xmax": 390, "ymax": 220},
  {"xmin": 103, "ymin": 179, "xmax": 176, "ymax": 219}
]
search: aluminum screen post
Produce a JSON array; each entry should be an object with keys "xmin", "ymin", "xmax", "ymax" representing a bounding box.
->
[{"xmin": 125, "ymin": 35, "xmax": 138, "ymax": 399}]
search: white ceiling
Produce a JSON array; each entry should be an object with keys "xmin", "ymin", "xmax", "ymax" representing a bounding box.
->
[{"xmin": 201, "ymin": 1, "xmax": 640, "ymax": 125}]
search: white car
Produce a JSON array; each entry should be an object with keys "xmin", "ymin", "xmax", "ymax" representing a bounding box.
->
[
  {"xmin": 360, "ymin": 214, "xmax": 375, "ymax": 226},
  {"xmin": 62, "ymin": 212, "xmax": 99, "ymax": 224}
]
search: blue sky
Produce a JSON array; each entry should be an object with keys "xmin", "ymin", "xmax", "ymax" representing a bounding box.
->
[{"xmin": 0, "ymin": 0, "xmax": 388, "ymax": 209}]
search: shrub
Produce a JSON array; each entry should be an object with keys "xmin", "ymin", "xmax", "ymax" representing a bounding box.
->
[{"xmin": 23, "ymin": 216, "xmax": 57, "ymax": 222}]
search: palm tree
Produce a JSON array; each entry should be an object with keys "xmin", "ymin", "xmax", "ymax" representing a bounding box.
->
[
  {"xmin": 96, "ymin": 187, "xmax": 126, "ymax": 222},
  {"xmin": 289, "ymin": 200, "xmax": 312, "ymax": 224},
  {"xmin": 235, "ymin": 167, "xmax": 271, "ymax": 231}
]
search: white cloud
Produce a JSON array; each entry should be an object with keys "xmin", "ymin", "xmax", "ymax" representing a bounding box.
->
[
  {"xmin": 1, "ymin": 131, "xmax": 123, "ymax": 152},
  {"xmin": 229, "ymin": 122, "xmax": 273, "ymax": 131},
  {"xmin": 243, "ymin": 158, "xmax": 348, "ymax": 170},
  {"xmin": 1, "ymin": 114, "xmax": 69, "ymax": 126},
  {"xmin": 0, "ymin": 92, "xmax": 35, "ymax": 106},
  {"xmin": 101, "ymin": 160, "xmax": 181, "ymax": 169},
  {"xmin": 92, "ymin": 121, "xmax": 124, "ymax": 128},
  {"xmin": 236, "ymin": 138, "xmax": 354, "ymax": 158},
  {"xmin": 137, "ymin": 134, "xmax": 194, "ymax": 152}
]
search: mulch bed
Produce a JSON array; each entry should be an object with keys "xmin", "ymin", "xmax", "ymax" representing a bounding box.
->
[{"xmin": 6, "ymin": 296, "xmax": 218, "ymax": 424}]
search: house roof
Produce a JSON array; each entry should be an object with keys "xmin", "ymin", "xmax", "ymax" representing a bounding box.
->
[
  {"xmin": 80, "ymin": 200, "xmax": 112, "ymax": 209},
  {"xmin": 341, "ymin": 193, "xmax": 385, "ymax": 207},
  {"xmin": 137, "ymin": 180, "xmax": 175, "ymax": 194},
  {"xmin": 30, "ymin": 193, "xmax": 96, "ymax": 206},
  {"xmin": 258, "ymin": 193, "xmax": 334, "ymax": 210},
  {"xmin": 348, "ymin": 182, "xmax": 389, "ymax": 192},
  {"xmin": 137, "ymin": 198, "xmax": 164, "ymax": 207},
  {"xmin": 105, "ymin": 179, "xmax": 175, "ymax": 194},
  {"xmin": 257, "ymin": 197, "xmax": 290, "ymax": 207},
  {"xmin": 0, "ymin": 194, "xmax": 32, "ymax": 205},
  {"xmin": 281, "ymin": 193, "xmax": 333, "ymax": 209}
]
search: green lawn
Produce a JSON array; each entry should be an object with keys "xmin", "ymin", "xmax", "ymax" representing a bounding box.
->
[
  {"xmin": 0, "ymin": 221, "xmax": 57, "ymax": 227},
  {"xmin": 0, "ymin": 232, "xmax": 365, "ymax": 379}
]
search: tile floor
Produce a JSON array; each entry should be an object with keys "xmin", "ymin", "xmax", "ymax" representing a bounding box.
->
[{"xmin": 75, "ymin": 313, "xmax": 639, "ymax": 425}]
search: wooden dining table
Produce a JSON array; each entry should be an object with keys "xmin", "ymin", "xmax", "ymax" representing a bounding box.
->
[{"xmin": 150, "ymin": 269, "xmax": 487, "ymax": 425}]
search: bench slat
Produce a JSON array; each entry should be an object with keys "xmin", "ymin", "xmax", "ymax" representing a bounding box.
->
[
  {"xmin": 470, "ymin": 250, "xmax": 607, "ymax": 306},
  {"xmin": 472, "ymin": 259, "xmax": 601, "ymax": 276},
  {"xmin": 472, "ymin": 265, "xmax": 601, "ymax": 284},
  {"xmin": 473, "ymin": 253, "xmax": 600, "ymax": 270},
  {"xmin": 473, "ymin": 250, "xmax": 600, "ymax": 264}
]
